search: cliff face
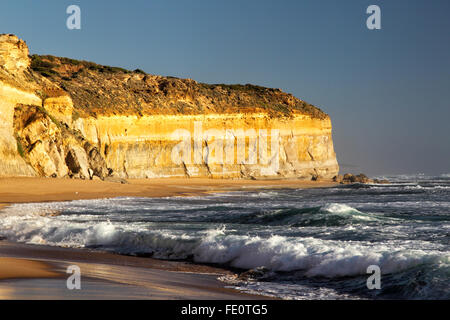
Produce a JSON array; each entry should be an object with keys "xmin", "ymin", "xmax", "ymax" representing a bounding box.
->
[
  {"xmin": 0, "ymin": 34, "xmax": 39, "ymax": 176},
  {"xmin": 73, "ymin": 113, "xmax": 337, "ymax": 179},
  {"xmin": 0, "ymin": 34, "xmax": 339, "ymax": 180}
]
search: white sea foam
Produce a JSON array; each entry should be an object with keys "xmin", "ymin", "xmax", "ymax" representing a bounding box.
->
[
  {"xmin": 219, "ymin": 275, "xmax": 362, "ymax": 300},
  {"xmin": 0, "ymin": 184, "xmax": 448, "ymax": 292},
  {"xmin": 193, "ymin": 229, "xmax": 448, "ymax": 277},
  {"xmin": 0, "ymin": 175, "xmax": 448, "ymax": 301},
  {"xmin": 321, "ymin": 203, "xmax": 357, "ymax": 214},
  {"xmin": 0, "ymin": 204, "xmax": 447, "ymax": 278},
  {"xmin": 318, "ymin": 203, "xmax": 384, "ymax": 222}
]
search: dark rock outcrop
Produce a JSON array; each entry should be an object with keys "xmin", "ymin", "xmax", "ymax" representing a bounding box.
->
[{"xmin": 333, "ymin": 173, "xmax": 389, "ymax": 184}]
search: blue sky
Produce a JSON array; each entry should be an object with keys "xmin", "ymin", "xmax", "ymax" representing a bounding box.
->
[{"xmin": 1, "ymin": 0, "xmax": 449, "ymax": 175}]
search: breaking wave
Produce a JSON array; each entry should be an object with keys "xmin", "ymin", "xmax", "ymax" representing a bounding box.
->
[
  {"xmin": 0, "ymin": 177, "xmax": 448, "ymax": 299},
  {"xmin": 0, "ymin": 207, "xmax": 447, "ymax": 279}
]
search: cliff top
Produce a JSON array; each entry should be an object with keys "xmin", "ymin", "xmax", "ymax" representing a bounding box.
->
[
  {"xmin": 1, "ymin": 34, "xmax": 328, "ymax": 119},
  {"xmin": 31, "ymin": 55, "xmax": 328, "ymax": 119}
]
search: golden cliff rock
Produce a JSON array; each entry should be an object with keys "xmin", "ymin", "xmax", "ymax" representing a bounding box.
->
[{"xmin": 0, "ymin": 34, "xmax": 339, "ymax": 180}]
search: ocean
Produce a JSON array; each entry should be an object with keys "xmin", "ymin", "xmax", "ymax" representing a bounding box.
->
[{"xmin": 0, "ymin": 173, "xmax": 448, "ymax": 300}]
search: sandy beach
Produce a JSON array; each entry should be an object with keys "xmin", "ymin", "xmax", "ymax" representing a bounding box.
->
[
  {"xmin": 0, "ymin": 177, "xmax": 336, "ymax": 207},
  {"xmin": 0, "ymin": 177, "xmax": 335, "ymax": 299}
]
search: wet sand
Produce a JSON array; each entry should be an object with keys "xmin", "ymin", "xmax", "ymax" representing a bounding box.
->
[
  {"xmin": 0, "ymin": 241, "xmax": 272, "ymax": 300},
  {"xmin": 0, "ymin": 257, "xmax": 61, "ymax": 280},
  {"xmin": 0, "ymin": 177, "xmax": 336, "ymax": 299}
]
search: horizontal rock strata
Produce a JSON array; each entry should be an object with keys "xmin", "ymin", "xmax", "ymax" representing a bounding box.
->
[{"xmin": 0, "ymin": 34, "xmax": 339, "ymax": 180}]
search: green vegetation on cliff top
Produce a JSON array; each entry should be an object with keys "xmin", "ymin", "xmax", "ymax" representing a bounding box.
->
[{"xmin": 29, "ymin": 54, "xmax": 328, "ymax": 119}]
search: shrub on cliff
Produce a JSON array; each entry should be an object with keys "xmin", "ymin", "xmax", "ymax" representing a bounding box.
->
[
  {"xmin": 30, "ymin": 55, "xmax": 59, "ymax": 77},
  {"xmin": 27, "ymin": 54, "xmax": 328, "ymax": 119}
]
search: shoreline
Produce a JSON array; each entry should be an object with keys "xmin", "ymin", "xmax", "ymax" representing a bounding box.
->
[
  {"xmin": 0, "ymin": 176, "xmax": 337, "ymax": 209},
  {"xmin": 0, "ymin": 241, "xmax": 273, "ymax": 300},
  {"xmin": 0, "ymin": 177, "xmax": 337, "ymax": 299}
]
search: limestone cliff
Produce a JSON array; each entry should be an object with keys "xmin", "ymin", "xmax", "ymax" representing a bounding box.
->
[{"xmin": 0, "ymin": 34, "xmax": 339, "ymax": 180}]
